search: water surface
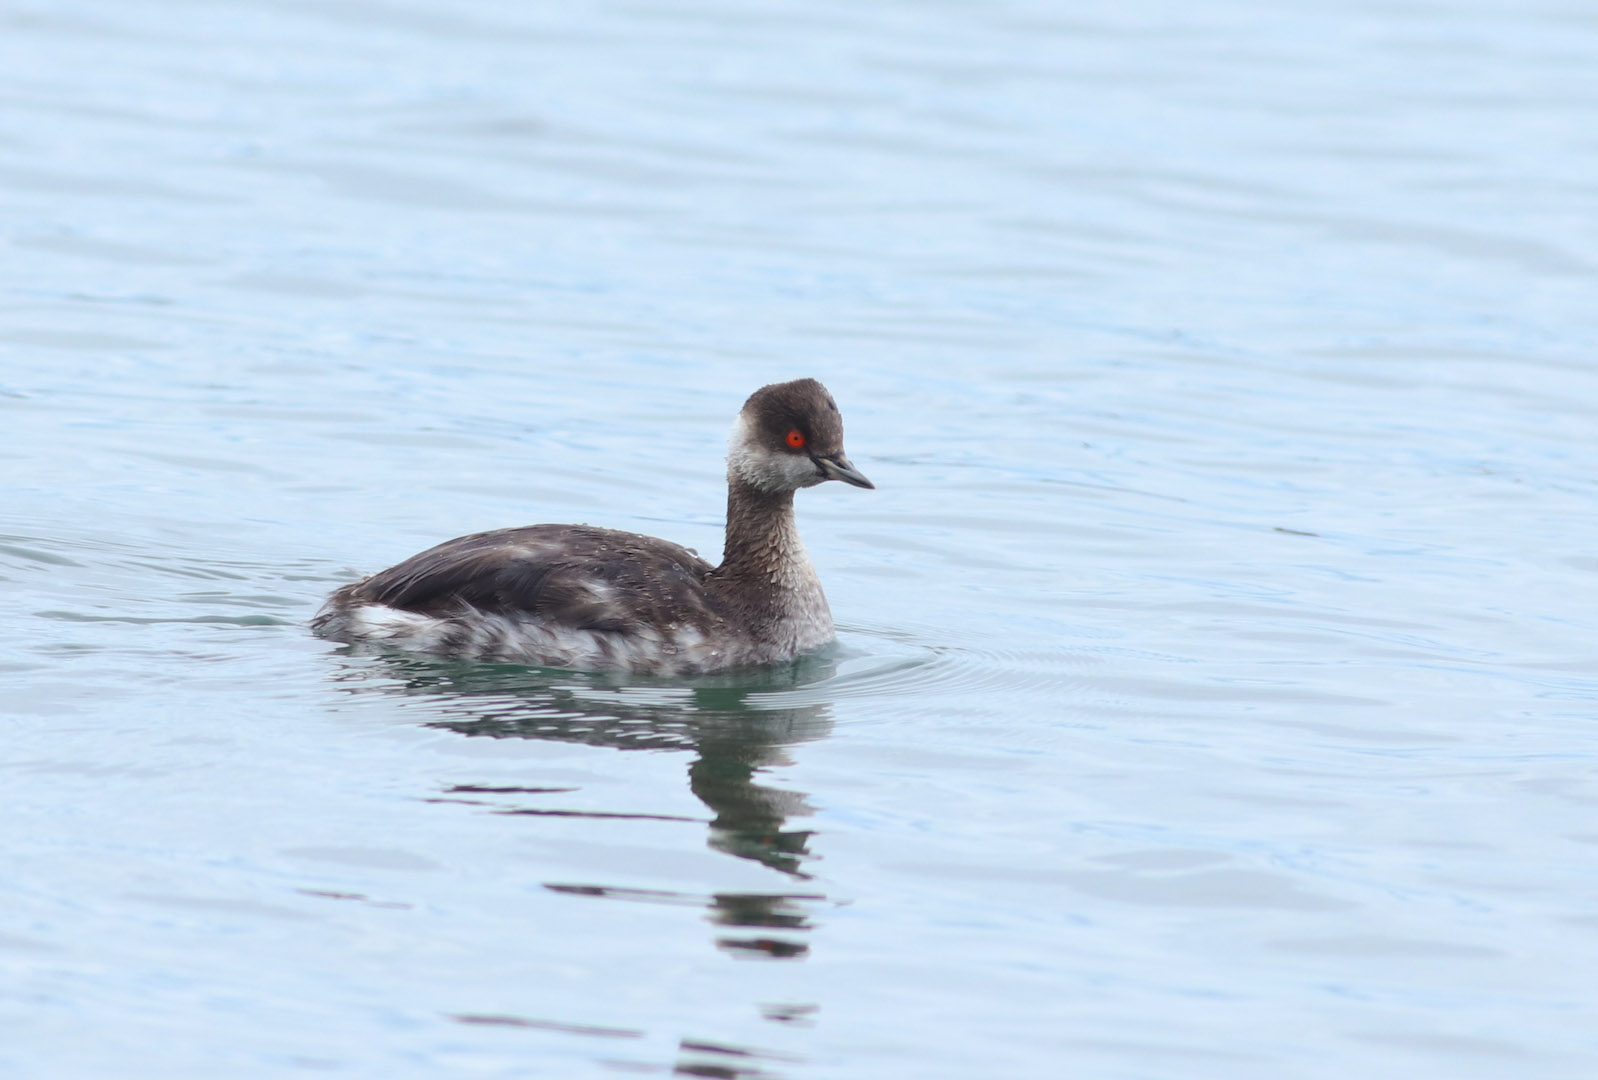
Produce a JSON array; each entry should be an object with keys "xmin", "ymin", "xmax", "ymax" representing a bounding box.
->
[{"xmin": 4, "ymin": 1, "xmax": 1598, "ymax": 1077}]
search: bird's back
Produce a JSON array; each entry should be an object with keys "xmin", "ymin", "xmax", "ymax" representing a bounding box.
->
[{"xmin": 314, "ymin": 524, "xmax": 731, "ymax": 673}]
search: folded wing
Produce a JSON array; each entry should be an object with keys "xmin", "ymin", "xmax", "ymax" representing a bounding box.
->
[{"xmin": 346, "ymin": 524, "xmax": 720, "ymax": 633}]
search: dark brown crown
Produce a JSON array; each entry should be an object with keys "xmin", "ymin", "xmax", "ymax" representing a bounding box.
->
[{"xmin": 740, "ymin": 378, "xmax": 845, "ymax": 455}]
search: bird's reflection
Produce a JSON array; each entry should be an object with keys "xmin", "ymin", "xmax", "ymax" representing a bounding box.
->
[{"xmin": 326, "ymin": 648, "xmax": 837, "ymax": 960}]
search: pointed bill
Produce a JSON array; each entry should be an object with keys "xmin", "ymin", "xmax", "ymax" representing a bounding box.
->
[{"xmin": 813, "ymin": 452, "xmax": 874, "ymax": 489}]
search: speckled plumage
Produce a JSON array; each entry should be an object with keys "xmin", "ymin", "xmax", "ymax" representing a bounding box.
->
[{"xmin": 313, "ymin": 378, "xmax": 872, "ymax": 675}]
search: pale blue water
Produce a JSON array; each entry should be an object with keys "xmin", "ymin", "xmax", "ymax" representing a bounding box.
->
[{"xmin": 4, "ymin": 1, "xmax": 1598, "ymax": 1077}]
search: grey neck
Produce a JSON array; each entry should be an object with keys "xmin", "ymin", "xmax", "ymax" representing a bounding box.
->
[
  {"xmin": 717, "ymin": 476, "xmax": 802, "ymax": 583},
  {"xmin": 711, "ymin": 475, "xmax": 833, "ymax": 648}
]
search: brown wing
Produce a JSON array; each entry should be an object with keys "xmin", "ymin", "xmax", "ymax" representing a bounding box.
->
[{"xmin": 346, "ymin": 524, "xmax": 720, "ymax": 633}]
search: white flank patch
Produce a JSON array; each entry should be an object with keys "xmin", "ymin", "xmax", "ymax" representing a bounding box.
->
[{"xmin": 317, "ymin": 600, "xmax": 749, "ymax": 676}]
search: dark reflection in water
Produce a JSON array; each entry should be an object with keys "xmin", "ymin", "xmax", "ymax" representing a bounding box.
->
[
  {"xmin": 672, "ymin": 1034, "xmax": 802, "ymax": 1079},
  {"xmin": 326, "ymin": 649, "xmax": 837, "ymax": 964}
]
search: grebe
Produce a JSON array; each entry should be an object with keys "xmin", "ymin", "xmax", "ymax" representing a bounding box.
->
[{"xmin": 312, "ymin": 378, "xmax": 873, "ymax": 675}]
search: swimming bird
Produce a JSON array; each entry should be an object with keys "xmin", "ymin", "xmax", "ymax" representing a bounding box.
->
[{"xmin": 312, "ymin": 378, "xmax": 873, "ymax": 674}]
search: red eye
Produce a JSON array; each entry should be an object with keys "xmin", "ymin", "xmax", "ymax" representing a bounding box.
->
[{"xmin": 785, "ymin": 429, "xmax": 806, "ymax": 448}]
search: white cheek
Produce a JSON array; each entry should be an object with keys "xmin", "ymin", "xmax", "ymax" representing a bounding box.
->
[
  {"xmin": 728, "ymin": 415, "xmax": 820, "ymax": 492},
  {"xmin": 783, "ymin": 454, "xmax": 825, "ymax": 488},
  {"xmin": 727, "ymin": 431, "xmax": 767, "ymax": 488}
]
